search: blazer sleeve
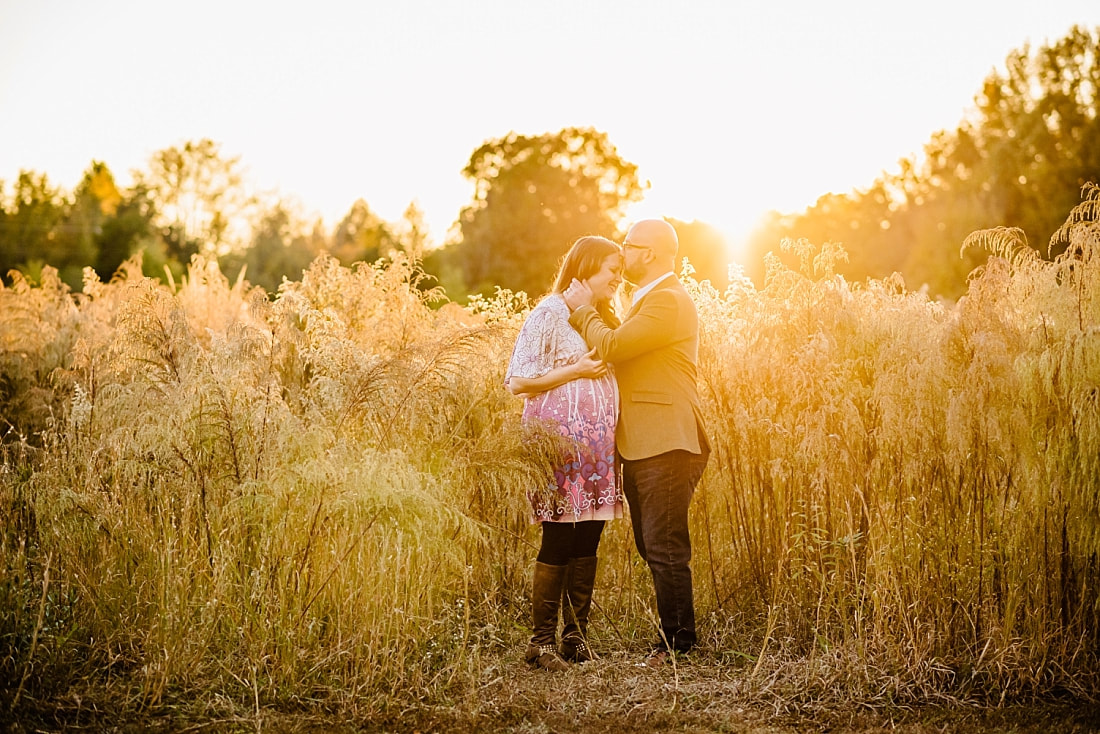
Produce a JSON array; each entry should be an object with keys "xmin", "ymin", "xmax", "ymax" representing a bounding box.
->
[{"xmin": 568, "ymin": 289, "xmax": 681, "ymax": 364}]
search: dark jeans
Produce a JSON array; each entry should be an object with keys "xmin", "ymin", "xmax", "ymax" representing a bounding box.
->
[{"xmin": 621, "ymin": 448, "xmax": 708, "ymax": 653}]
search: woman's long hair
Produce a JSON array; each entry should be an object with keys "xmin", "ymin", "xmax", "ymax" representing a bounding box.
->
[{"xmin": 551, "ymin": 236, "xmax": 622, "ymax": 327}]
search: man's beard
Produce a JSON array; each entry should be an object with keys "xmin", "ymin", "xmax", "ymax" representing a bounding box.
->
[{"xmin": 623, "ymin": 262, "xmax": 646, "ymax": 285}]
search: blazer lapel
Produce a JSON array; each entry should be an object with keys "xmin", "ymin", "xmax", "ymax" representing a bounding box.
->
[{"xmin": 625, "ymin": 276, "xmax": 678, "ymax": 319}]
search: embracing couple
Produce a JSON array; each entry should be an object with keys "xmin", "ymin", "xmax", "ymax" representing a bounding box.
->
[{"xmin": 505, "ymin": 219, "xmax": 710, "ymax": 671}]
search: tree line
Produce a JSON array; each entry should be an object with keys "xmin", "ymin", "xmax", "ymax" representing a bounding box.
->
[
  {"xmin": 1, "ymin": 25, "xmax": 1096, "ymax": 300},
  {"xmin": 744, "ymin": 24, "xmax": 1100, "ymax": 298},
  {"xmin": 0, "ymin": 129, "xmax": 732, "ymax": 300},
  {"xmin": 0, "ymin": 139, "xmax": 430, "ymax": 295}
]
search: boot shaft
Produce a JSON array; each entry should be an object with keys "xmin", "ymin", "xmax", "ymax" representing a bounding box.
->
[
  {"xmin": 527, "ymin": 561, "xmax": 570, "ymax": 671},
  {"xmin": 560, "ymin": 556, "xmax": 599, "ymax": 662},
  {"xmin": 532, "ymin": 561, "xmax": 569, "ymax": 633},
  {"xmin": 561, "ymin": 556, "xmax": 598, "ymax": 630}
]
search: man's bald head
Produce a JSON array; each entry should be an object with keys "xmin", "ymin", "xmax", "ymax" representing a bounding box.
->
[{"xmin": 625, "ymin": 219, "xmax": 679, "ymax": 259}]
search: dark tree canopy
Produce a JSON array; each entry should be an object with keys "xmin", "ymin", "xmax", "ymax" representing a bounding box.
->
[
  {"xmin": 0, "ymin": 141, "xmax": 410, "ymax": 293},
  {"xmin": 441, "ymin": 127, "xmax": 644, "ymax": 299},
  {"xmin": 330, "ymin": 199, "xmax": 399, "ymax": 267},
  {"xmin": 220, "ymin": 200, "xmax": 323, "ymax": 294}
]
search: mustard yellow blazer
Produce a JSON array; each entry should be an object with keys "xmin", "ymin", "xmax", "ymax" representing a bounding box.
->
[{"xmin": 569, "ymin": 276, "xmax": 709, "ymax": 461}]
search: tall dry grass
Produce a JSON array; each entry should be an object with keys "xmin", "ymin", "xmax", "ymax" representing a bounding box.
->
[
  {"xmin": 691, "ymin": 184, "xmax": 1100, "ymax": 701},
  {"xmin": 1, "ymin": 186, "xmax": 1099, "ymax": 719},
  {"xmin": 0, "ymin": 254, "xmax": 555, "ymax": 716}
]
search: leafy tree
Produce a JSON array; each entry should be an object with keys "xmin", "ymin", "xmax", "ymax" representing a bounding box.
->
[
  {"xmin": 57, "ymin": 162, "xmax": 143, "ymax": 283},
  {"xmin": 0, "ymin": 172, "xmax": 68, "ymax": 283},
  {"xmin": 445, "ymin": 127, "xmax": 643, "ymax": 298},
  {"xmin": 225, "ymin": 200, "xmax": 321, "ymax": 294},
  {"xmin": 419, "ymin": 244, "xmax": 467, "ymax": 304},
  {"xmin": 330, "ymin": 199, "xmax": 399, "ymax": 266},
  {"xmin": 133, "ymin": 138, "xmax": 253, "ymax": 262},
  {"xmin": 957, "ymin": 25, "xmax": 1100, "ymax": 257},
  {"xmin": 52, "ymin": 163, "xmax": 112, "ymax": 285},
  {"xmin": 745, "ymin": 25, "xmax": 1100, "ymax": 298},
  {"xmin": 0, "ymin": 165, "xmax": 160, "ymax": 288},
  {"xmin": 94, "ymin": 181, "xmax": 159, "ymax": 281},
  {"xmin": 394, "ymin": 201, "xmax": 430, "ymax": 261}
]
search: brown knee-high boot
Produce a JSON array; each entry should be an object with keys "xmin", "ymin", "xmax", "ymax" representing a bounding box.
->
[
  {"xmin": 560, "ymin": 556, "xmax": 598, "ymax": 663},
  {"xmin": 525, "ymin": 562, "xmax": 570, "ymax": 671}
]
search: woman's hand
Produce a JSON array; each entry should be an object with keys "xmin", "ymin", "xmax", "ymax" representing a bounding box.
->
[
  {"xmin": 563, "ymin": 278, "xmax": 595, "ymax": 312},
  {"xmin": 572, "ymin": 348, "xmax": 608, "ymax": 379},
  {"xmin": 507, "ymin": 349, "xmax": 608, "ymax": 398}
]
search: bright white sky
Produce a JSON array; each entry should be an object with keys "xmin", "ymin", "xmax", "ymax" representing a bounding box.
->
[{"xmin": 0, "ymin": 1, "xmax": 1095, "ymax": 263}]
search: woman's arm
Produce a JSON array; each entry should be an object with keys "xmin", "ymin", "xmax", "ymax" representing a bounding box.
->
[{"xmin": 506, "ymin": 349, "xmax": 607, "ymax": 398}]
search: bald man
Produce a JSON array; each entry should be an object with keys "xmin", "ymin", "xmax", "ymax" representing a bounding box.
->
[{"xmin": 564, "ymin": 219, "xmax": 709, "ymax": 665}]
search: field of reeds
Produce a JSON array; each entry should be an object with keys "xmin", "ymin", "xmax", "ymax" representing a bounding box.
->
[{"xmin": 2, "ymin": 187, "xmax": 1100, "ymax": 732}]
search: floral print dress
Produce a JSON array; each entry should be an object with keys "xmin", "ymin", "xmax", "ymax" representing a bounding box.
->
[{"xmin": 506, "ymin": 295, "xmax": 623, "ymax": 523}]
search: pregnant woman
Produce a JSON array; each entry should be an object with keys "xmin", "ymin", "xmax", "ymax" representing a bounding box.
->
[{"xmin": 505, "ymin": 235, "xmax": 624, "ymax": 671}]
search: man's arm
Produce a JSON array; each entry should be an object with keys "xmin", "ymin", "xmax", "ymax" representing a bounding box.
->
[{"xmin": 569, "ymin": 290, "xmax": 681, "ymax": 364}]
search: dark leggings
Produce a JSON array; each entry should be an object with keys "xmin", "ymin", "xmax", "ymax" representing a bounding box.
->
[{"xmin": 536, "ymin": 520, "xmax": 606, "ymax": 565}]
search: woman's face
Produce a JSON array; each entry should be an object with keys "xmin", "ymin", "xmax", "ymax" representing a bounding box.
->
[{"xmin": 584, "ymin": 252, "xmax": 623, "ymax": 302}]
